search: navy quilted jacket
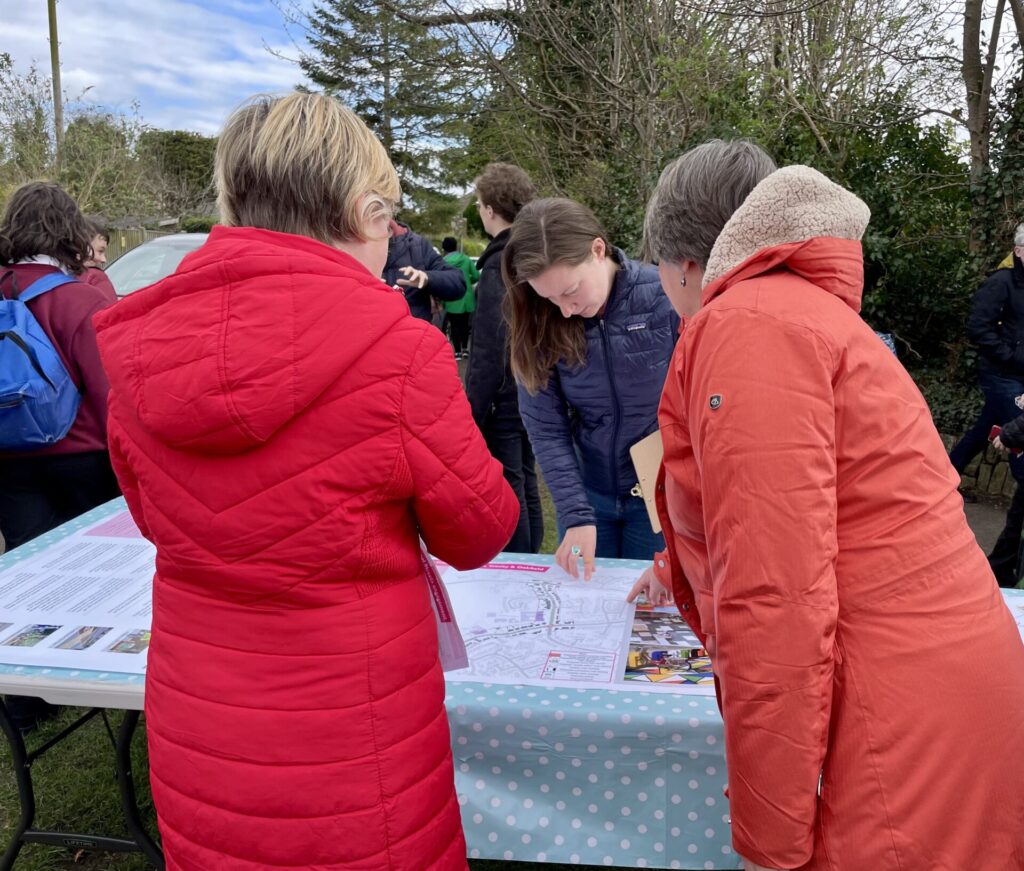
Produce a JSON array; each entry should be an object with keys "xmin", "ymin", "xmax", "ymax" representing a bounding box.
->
[
  {"xmin": 382, "ymin": 223, "xmax": 465, "ymax": 321},
  {"xmin": 518, "ymin": 253, "xmax": 679, "ymax": 529}
]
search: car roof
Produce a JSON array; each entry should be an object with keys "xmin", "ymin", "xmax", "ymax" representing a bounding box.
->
[{"xmin": 143, "ymin": 233, "xmax": 209, "ymax": 245}]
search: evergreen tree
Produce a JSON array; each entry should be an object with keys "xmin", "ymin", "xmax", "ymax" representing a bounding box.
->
[{"xmin": 300, "ymin": 0, "xmax": 471, "ymax": 214}]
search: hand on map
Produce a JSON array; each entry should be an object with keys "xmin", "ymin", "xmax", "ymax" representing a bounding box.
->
[
  {"xmin": 625, "ymin": 566, "xmax": 673, "ymax": 606},
  {"xmin": 556, "ymin": 525, "xmax": 597, "ymax": 580}
]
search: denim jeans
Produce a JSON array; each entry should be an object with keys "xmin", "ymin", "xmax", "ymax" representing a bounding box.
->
[
  {"xmin": 950, "ymin": 365, "xmax": 1024, "ymax": 483},
  {"xmin": 559, "ymin": 488, "xmax": 664, "ymax": 560}
]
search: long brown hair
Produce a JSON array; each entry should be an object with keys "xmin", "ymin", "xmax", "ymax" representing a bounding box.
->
[
  {"xmin": 502, "ymin": 197, "xmax": 612, "ymax": 393},
  {"xmin": 0, "ymin": 182, "xmax": 92, "ymax": 275}
]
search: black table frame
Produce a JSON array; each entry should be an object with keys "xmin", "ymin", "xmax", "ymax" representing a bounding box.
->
[{"xmin": 0, "ymin": 698, "xmax": 164, "ymax": 870}]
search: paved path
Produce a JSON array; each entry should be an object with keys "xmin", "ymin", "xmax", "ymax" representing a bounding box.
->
[{"xmin": 964, "ymin": 499, "xmax": 1009, "ymax": 554}]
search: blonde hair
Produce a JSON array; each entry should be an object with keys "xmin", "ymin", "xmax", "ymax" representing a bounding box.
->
[{"xmin": 215, "ymin": 92, "xmax": 400, "ymax": 244}]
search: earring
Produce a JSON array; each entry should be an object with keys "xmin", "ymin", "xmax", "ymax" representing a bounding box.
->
[{"xmin": 679, "ymin": 274, "xmax": 687, "ymax": 287}]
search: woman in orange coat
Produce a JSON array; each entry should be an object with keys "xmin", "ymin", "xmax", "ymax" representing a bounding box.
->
[{"xmin": 636, "ymin": 140, "xmax": 1024, "ymax": 870}]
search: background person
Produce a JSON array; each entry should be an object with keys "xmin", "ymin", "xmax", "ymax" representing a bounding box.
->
[
  {"xmin": 384, "ymin": 219, "xmax": 466, "ymax": 321},
  {"xmin": 949, "ymin": 227, "xmax": 1024, "ymax": 578},
  {"xmin": 0, "ymin": 182, "xmax": 120, "ymax": 734},
  {"xmin": 94, "ymin": 93, "xmax": 520, "ymax": 871},
  {"xmin": 640, "ymin": 139, "xmax": 1024, "ymax": 871},
  {"xmin": 79, "ymin": 219, "xmax": 117, "ymax": 302},
  {"xmin": 466, "ymin": 162, "xmax": 543, "ymax": 553},
  {"xmin": 504, "ymin": 197, "xmax": 679, "ymax": 576},
  {"xmin": 440, "ymin": 235, "xmax": 478, "ymax": 358},
  {"xmin": 0, "ymin": 184, "xmax": 120, "ymax": 550}
]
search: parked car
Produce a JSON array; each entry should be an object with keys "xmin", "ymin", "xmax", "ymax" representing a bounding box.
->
[{"xmin": 105, "ymin": 233, "xmax": 208, "ymax": 297}]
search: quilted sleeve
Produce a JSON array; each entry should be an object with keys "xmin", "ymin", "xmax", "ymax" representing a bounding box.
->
[
  {"xmin": 517, "ymin": 375, "xmax": 595, "ymax": 529},
  {"xmin": 418, "ymin": 238, "xmax": 467, "ymax": 302},
  {"xmin": 401, "ymin": 327, "xmax": 520, "ymax": 569},
  {"xmin": 689, "ymin": 309, "xmax": 839, "ymax": 869},
  {"xmin": 1000, "ymin": 410, "xmax": 1024, "ymax": 449},
  {"xmin": 106, "ymin": 418, "xmax": 152, "ymax": 542}
]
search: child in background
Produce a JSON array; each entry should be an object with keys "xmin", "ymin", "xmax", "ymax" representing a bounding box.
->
[
  {"xmin": 80, "ymin": 220, "xmax": 117, "ymax": 302},
  {"xmin": 441, "ymin": 236, "xmax": 478, "ymax": 359}
]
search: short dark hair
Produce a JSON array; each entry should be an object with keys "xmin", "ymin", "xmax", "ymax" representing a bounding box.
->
[
  {"xmin": 442, "ymin": 236, "xmax": 457, "ymax": 253},
  {"xmin": 474, "ymin": 163, "xmax": 536, "ymax": 223},
  {"xmin": 85, "ymin": 217, "xmax": 109, "ymax": 242},
  {"xmin": 0, "ymin": 182, "xmax": 92, "ymax": 275}
]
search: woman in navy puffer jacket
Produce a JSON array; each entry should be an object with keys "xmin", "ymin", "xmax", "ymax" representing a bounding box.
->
[{"xmin": 504, "ymin": 198, "xmax": 679, "ymax": 579}]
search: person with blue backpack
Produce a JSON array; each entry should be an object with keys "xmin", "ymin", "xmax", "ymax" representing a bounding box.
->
[
  {"xmin": 0, "ymin": 182, "xmax": 120, "ymax": 549},
  {"xmin": 0, "ymin": 182, "xmax": 120, "ymax": 733}
]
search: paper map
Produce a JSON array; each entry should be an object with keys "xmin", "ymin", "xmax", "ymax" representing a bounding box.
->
[
  {"xmin": 441, "ymin": 562, "xmax": 716, "ymax": 693},
  {"xmin": 1, "ymin": 508, "xmax": 1021, "ymax": 696}
]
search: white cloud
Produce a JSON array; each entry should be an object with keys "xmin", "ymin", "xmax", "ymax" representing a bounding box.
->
[{"xmin": 4, "ymin": 0, "xmax": 314, "ymax": 135}]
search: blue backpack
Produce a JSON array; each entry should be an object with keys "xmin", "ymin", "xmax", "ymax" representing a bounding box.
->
[{"xmin": 0, "ymin": 272, "xmax": 82, "ymax": 449}]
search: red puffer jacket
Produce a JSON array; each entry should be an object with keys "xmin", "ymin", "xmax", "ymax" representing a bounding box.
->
[{"xmin": 94, "ymin": 225, "xmax": 520, "ymax": 871}]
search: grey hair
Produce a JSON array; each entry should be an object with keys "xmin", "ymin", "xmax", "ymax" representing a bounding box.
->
[
  {"xmin": 1014, "ymin": 223, "xmax": 1024, "ymax": 248},
  {"xmin": 643, "ymin": 139, "xmax": 777, "ymax": 268}
]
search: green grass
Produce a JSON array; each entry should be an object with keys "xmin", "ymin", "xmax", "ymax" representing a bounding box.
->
[
  {"xmin": 0, "ymin": 709, "xmax": 154, "ymax": 870},
  {"xmin": 0, "ymin": 478, "xmax": 570, "ymax": 871}
]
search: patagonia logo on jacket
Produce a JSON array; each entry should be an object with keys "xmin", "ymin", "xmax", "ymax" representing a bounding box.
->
[{"xmin": 626, "ymin": 321, "xmax": 647, "ymax": 332}]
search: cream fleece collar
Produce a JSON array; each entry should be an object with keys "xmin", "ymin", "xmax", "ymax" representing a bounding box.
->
[{"xmin": 702, "ymin": 165, "xmax": 870, "ymax": 289}]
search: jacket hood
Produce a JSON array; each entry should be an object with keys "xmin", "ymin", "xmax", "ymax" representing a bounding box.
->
[
  {"xmin": 94, "ymin": 225, "xmax": 409, "ymax": 454},
  {"xmin": 702, "ymin": 166, "xmax": 871, "ymax": 312}
]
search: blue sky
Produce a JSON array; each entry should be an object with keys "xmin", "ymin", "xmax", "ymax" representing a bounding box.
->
[{"xmin": 5, "ymin": 0, "xmax": 315, "ymax": 134}]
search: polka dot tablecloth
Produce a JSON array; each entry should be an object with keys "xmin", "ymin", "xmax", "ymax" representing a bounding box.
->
[
  {"xmin": 11, "ymin": 501, "xmax": 1021, "ymax": 868},
  {"xmin": 446, "ymin": 552, "xmax": 738, "ymax": 869},
  {"xmin": 448, "ymin": 680, "xmax": 737, "ymax": 869},
  {"xmin": 1, "ymin": 502, "xmax": 738, "ymax": 868}
]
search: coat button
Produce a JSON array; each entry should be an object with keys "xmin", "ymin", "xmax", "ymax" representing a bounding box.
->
[
  {"xmin": 682, "ymin": 603, "xmax": 690, "ymax": 610},
  {"xmin": 657, "ymin": 559, "xmax": 665, "ymax": 568}
]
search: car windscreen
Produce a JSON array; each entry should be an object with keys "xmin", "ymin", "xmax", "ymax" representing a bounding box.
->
[{"xmin": 106, "ymin": 239, "xmax": 204, "ymax": 296}]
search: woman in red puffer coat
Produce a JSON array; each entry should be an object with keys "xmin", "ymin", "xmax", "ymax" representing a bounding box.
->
[{"xmin": 94, "ymin": 93, "xmax": 520, "ymax": 871}]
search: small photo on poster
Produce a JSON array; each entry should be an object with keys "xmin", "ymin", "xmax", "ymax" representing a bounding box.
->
[
  {"xmin": 54, "ymin": 626, "xmax": 113, "ymax": 651},
  {"xmin": 631, "ymin": 607, "xmax": 701, "ymax": 649},
  {"xmin": 2, "ymin": 624, "xmax": 62, "ymax": 648},
  {"xmin": 106, "ymin": 629, "xmax": 151, "ymax": 654},
  {"xmin": 625, "ymin": 645, "xmax": 714, "ymax": 685}
]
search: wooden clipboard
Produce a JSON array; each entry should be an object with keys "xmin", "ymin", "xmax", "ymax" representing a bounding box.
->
[{"xmin": 629, "ymin": 430, "xmax": 663, "ymax": 534}]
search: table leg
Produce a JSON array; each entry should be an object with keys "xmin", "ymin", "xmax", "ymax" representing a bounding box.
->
[
  {"xmin": 115, "ymin": 711, "xmax": 164, "ymax": 870},
  {"xmin": 0, "ymin": 697, "xmax": 33, "ymax": 871},
  {"xmin": 0, "ymin": 703, "xmax": 164, "ymax": 870}
]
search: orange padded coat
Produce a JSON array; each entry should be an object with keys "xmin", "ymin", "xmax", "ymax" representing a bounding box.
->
[{"xmin": 653, "ymin": 167, "xmax": 1024, "ymax": 870}]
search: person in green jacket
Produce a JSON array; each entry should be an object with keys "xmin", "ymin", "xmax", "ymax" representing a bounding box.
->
[{"xmin": 442, "ymin": 236, "xmax": 479, "ymax": 358}]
